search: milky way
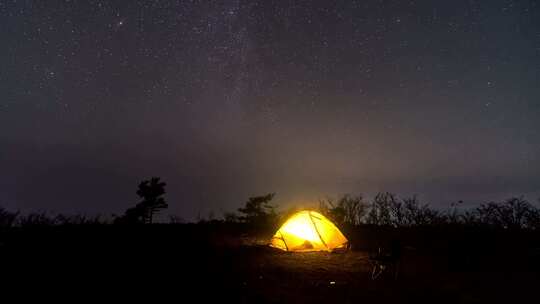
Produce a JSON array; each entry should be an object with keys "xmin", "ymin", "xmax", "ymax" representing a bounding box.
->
[{"xmin": 1, "ymin": 1, "xmax": 540, "ymax": 219}]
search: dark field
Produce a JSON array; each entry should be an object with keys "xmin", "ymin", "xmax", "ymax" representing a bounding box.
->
[{"xmin": 2, "ymin": 224, "xmax": 539, "ymax": 303}]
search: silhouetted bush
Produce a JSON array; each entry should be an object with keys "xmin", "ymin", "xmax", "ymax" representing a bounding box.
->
[
  {"xmin": 2, "ymin": 192, "xmax": 539, "ymax": 232},
  {"xmin": 54, "ymin": 214, "xmax": 104, "ymax": 225},
  {"xmin": 0, "ymin": 207, "xmax": 19, "ymax": 228},
  {"xmin": 319, "ymin": 194, "xmax": 369, "ymax": 226},
  {"xmin": 169, "ymin": 215, "xmax": 185, "ymax": 224},
  {"xmin": 225, "ymin": 193, "xmax": 540, "ymax": 230},
  {"xmin": 18, "ymin": 212, "xmax": 56, "ymax": 227},
  {"xmin": 10, "ymin": 212, "xmax": 106, "ymax": 227},
  {"xmin": 223, "ymin": 212, "xmax": 241, "ymax": 223}
]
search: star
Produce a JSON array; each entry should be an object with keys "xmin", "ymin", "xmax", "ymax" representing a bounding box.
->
[{"xmin": 0, "ymin": 0, "xmax": 538, "ymax": 219}]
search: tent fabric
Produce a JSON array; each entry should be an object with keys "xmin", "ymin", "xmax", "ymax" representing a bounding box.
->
[{"xmin": 269, "ymin": 210, "xmax": 348, "ymax": 252}]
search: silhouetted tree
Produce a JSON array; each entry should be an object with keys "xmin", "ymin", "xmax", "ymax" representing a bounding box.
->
[
  {"xmin": 460, "ymin": 209, "xmax": 480, "ymax": 226},
  {"xmin": 525, "ymin": 200, "xmax": 540, "ymax": 230},
  {"xmin": 401, "ymin": 195, "xmax": 440, "ymax": 226},
  {"xmin": 116, "ymin": 177, "xmax": 167, "ymax": 224},
  {"xmin": 319, "ymin": 198, "xmax": 344, "ymax": 224},
  {"xmin": 367, "ymin": 192, "xmax": 395, "ymax": 225},
  {"xmin": 496, "ymin": 197, "xmax": 532, "ymax": 229},
  {"xmin": 136, "ymin": 177, "xmax": 167, "ymax": 224},
  {"xmin": 475, "ymin": 197, "xmax": 537, "ymax": 229},
  {"xmin": 389, "ymin": 199, "xmax": 406, "ymax": 227},
  {"xmin": 237, "ymin": 193, "xmax": 277, "ymax": 227},
  {"xmin": 344, "ymin": 195, "xmax": 370, "ymax": 225},
  {"xmin": 445, "ymin": 200, "xmax": 464, "ymax": 225}
]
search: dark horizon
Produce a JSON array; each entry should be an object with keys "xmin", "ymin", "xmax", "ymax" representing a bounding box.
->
[{"xmin": 1, "ymin": 1, "xmax": 539, "ymax": 220}]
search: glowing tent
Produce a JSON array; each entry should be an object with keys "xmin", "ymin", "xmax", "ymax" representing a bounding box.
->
[{"xmin": 270, "ymin": 210, "xmax": 348, "ymax": 252}]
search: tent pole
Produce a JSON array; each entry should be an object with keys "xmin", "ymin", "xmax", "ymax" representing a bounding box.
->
[
  {"xmin": 279, "ymin": 231, "xmax": 289, "ymax": 251},
  {"xmin": 309, "ymin": 211, "xmax": 328, "ymax": 250}
]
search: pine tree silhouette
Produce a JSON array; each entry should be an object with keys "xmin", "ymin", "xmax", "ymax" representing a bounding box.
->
[
  {"xmin": 136, "ymin": 177, "xmax": 168, "ymax": 224},
  {"xmin": 117, "ymin": 177, "xmax": 168, "ymax": 224}
]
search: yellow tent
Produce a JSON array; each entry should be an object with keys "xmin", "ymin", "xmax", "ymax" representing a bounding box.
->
[{"xmin": 270, "ymin": 210, "xmax": 348, "ymax": 252}]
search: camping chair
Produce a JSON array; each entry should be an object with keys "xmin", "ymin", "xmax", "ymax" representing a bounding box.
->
[{"xmin": 368, "ymin": 241, "xmax": 401, "ymax": 280}]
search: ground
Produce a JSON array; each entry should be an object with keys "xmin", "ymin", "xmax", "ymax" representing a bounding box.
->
[{"xmin": 1, "ymin": 224, "xmax": 539, "ymax": 302}]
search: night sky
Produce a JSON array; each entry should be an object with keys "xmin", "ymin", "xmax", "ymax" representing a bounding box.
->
[{"xmin": 1, "ymin": 0, "xmax": 539, "ymax": 219}]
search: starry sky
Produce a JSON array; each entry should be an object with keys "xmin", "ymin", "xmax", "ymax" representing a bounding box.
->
[{"xmin": 1, "ymin": 0, "xmax": 540, "ymax": 219}]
